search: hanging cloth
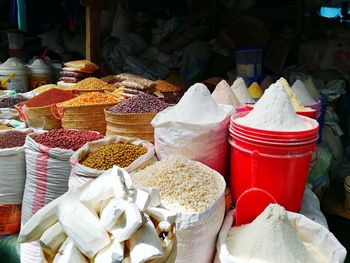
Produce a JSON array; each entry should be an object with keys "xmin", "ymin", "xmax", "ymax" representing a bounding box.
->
[{"xmin": 16, "ymin": 0, "xmax": 27, "ymax": 31}]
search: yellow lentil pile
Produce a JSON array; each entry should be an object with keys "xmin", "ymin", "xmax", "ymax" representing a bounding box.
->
[
  {"xmin": 58, "ymin": 92, "xmax": 119, "ymax": 107},
  {"xmin": 0, "ymin": 124, "xmax": 12, "ymax": 130},
  {"xmin": 31, "ymin": 84, "xmax": 59, "ymax": 95},
  {"xmin": 72, "ymin": 77, "xmax": 114, "ymax": 90},
  {"xmin": 81, "ymin": 143, "xmax": 147, "ymax": 170},
  {"xmin": 132, "ymin": 155, "xmax": 225, "ymax": 213}
]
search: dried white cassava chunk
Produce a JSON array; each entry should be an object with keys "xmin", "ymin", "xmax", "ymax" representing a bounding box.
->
[
  {"xmin": 53, "ymin": 238, "xmax": 88, "ymax": 263},
  {"xmin": 147, "ymin": 206, "xmax": 177, "ymax": 225},
  {"xmin": 100, "ymin": 198, "xmax": 128, "ymax": 231},
  {"xmin": 94, "ymin": 238, "xmax": 124, "ymax": 263},
  {"xmin": 40, "ymin": 222, "xmax": 67, "ymax": 256},
  {"xmin": 132, "ymin": 188, "xmax": 151, "ymax": 211},
  {"xmin": 130, "ymin": 215, "xmax": 164, "ymax": 263},
  {"xmin": 57, "ymin": 193, "xmax": 110, "ymax": 258},
  {"xmin": 18, "ymin": 193, "xmax": 67, "ymax": 243},
  {"xmin": 111, "ymin": 203, "xmax": 143, "ymax": 242}
]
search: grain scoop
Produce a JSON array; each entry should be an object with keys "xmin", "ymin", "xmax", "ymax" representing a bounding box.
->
[{"xmin": 235, "ymin": 151, "xmax": 276, "ymax": 226}]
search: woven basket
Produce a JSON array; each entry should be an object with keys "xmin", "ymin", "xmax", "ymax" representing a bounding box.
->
[
  {"xmin": 105, "ymin": 109, "xmax": 156, "ymax": 142},
  {"xmin": 16, "ymin": 105, "xmax": 62, "ymax": 130},
  {"xmin": 55, "ymin": 103, "xmax": 117, "ymax": 134}
]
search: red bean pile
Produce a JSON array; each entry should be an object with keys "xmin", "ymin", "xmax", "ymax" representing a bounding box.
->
[
  {"xmin": 0, "ymin": 131, "xmax": 27, "ymax": 149},
  {"xmin": 109, "ymin": 93, "xmax": 169, "ymax": 114},
  {"xmin": 23, "ymin": 89, "xmax": 76, "ymax": 107},
  {"xmin": 0, "ymin": 96, "xmax": 27, "ymax": 108},
  {"xmin": 32, "ymin": 128, "xmax": 104, "ymax": 150}
]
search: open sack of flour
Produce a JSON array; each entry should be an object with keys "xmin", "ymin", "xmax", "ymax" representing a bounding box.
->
[
  {"xmin": 132, "ymin": 155, "xmax": 226, "ymax": 263},
  {"xmin": 18, "ymin": 167, "xmax": 176, "ymax": 263},
  {"xmin": 69, "ymin": 135, "xmax": 156, "ymax": 189},
  {"xmin": 215, "ymin": 204, "xmax": 346, "ymax": 263},
  {"xmin": 152, "ymin": 83, "xmax": 233, "ymax": 176}
]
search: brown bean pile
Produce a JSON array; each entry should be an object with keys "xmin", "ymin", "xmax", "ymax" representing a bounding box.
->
[
  {"xmin": 81, "ymin": 143, "xmax": 147, "ymax": 170},
  {"xmin": 0, "ymin": 131, "xmax": 27, "ymax": 149}
]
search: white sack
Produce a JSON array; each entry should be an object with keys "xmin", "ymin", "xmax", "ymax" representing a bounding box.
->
[
  {"xmin": 69, "ymin": 136, "xmax": 155, "ymax": 189},
  {"xmin": 152, "ymin": 107, "xmax": 232, "ymax": 176},
  {"xmin": 174, "ymin": 173, "xmax": 226, "ymax": 263},
  {"xmin": 216, "ymin": 210, "xmax": 347, "ymax": 263}
]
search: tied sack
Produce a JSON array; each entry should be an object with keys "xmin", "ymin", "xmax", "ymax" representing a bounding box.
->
[
  {"xmin": 69, "ymin": 136, "xmax": 156, "ymax": 189},
  {"xmin": 0, "ymin": 129, "xmax": 32, "ymax": 236},
  {"xmin": 21, "ymin": 132, "xmax": 74, "ymax": 263},
  {"xmin": 215, "ymin": 210, "xmax": 347, "ymax": 263},
  {"xmin": 152, "ymin": 106, "xmax": 233, "ymax": 177}
]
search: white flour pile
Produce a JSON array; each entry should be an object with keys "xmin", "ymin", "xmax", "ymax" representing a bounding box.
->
[
  {"xmin": 157, "ymin": 83, "xmax": 231, "ymax": 124},
  {"xmin": 277, "ymin": 77, "xmax": 306, "ymax": 111},
  {"xmin": 304, "ymin": 77, "xmax": 321, "ymax": 98},
  {"xmin": 231, "ymin": 77, "xmax": 254, "ymax": 104},
  {"xmin": 292, "ymin": 80, "xmax": 316, "ymax": 106},
  {"xmin": 226, "ymin": 204, "xmax": 328, "ymax": 263},
  {"xmin": 212, "ymin": 80, "xmax": 241, "ymax": 108},
  {"xmin": 237, "ymin": 83, "xmax": 310, "ymax": 131}
]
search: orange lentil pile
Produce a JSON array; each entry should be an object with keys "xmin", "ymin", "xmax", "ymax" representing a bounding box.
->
[
  {"xmin": 58, "ymin": 92, "xmax": 119, "ymax": 107},
  {"xmin": 155, "ymin": 80, "xmax": 181, "ymax": 93},
  {"xmin": 72, "ymin": 77, "xmax": 114, "ymax": 90}
]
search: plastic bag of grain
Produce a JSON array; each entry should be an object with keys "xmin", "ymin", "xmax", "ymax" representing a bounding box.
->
[
  {"xmin": 216, "ymin": 208, "xmax": 346, "ymax": 263},
  {"xmin": 0, "ymin": 129, "xmax": 32, "ymax": 236},
  {"xmin": 152, "ymin": 83, "xmax": 233, "ymax": 177},
  {"xmin": 21, "ymin": 129, "xmax": 103, "ymax": 263},
  {"xmin": 132, "ymin": 155, "xmax": 226, "ymax": 263},
  {"xmin": 69, "ymin": 136, "xmax": 156, "ymax": 189}
]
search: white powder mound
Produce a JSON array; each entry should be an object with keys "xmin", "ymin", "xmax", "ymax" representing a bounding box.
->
[
  {"xmin": 226, "ymin": 204, "xmax": 328, "ymax": 263},
  {"xmin": 237, "ymin": 83, "xmax": 310, "ymax": 131},
  {"xmin": 231, "ymin": 77, "xmax": 254, "ymax": 104},
  {"xmin": 292, "ymin": 80, "xmax": 317, "ymax": 106},
  {"xmin": 304, "ymin": 77, "xmax": 321, "ymax": 99},
  {"xmin": 212, "ymin": 80, "xmax": 241, "ymax": 108},
  {"xmin": 157, "ymin": 83, "xmax": 230, "ymax": 124}
]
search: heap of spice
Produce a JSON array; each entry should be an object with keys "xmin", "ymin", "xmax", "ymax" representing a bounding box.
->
[
  {"xmin": 0, "ymin": 131, "xmax": 27, "ymax": 149},
  {"xmin": 23, "ymin": 89, "xmax": 76, "ymax": 108},
  {"xmin": 32, "ymin": 129, "xmax": 104, "ymax": 151},
  {"xmin": 58, "ymin": 92, "xmax": 119, "ymax": 107},
  {"xmin": 155, "ymin": 80, "xmax": 181, "ymax": 93},
  {"xmin": 0, "ymin": 96, "xmax": 27, "ymax": 108},
  {"xmin": 81, "ymin": 143, "xmax": 147, "ymax": 170},
  {"xmin": 0, "ymin": 124, "xmax": 12, "ymax": 130},
  {"xmin": 71, "ymin": 77, "xmax": 114, "ymax": 90},
  {"xmin": 108, "ymin": 93, "xmax": 169, "ymax": 114},
  {"xmin": 31, "ymin": 84, "xmax": 58, "ymax": 95}
]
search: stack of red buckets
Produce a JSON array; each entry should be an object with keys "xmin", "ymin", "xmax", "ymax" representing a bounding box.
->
[{"xmin": 229, "ymin": 111, "xmax": 319, "ymax": 212}]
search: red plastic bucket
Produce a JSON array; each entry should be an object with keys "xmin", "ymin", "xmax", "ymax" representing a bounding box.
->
[{"xmin": 229, "ymin": 118, "xmax": 319, "ymax": 212}]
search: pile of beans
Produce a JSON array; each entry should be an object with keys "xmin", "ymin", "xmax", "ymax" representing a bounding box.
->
[
  {"xmin": 132, "ymin": 155, "xmax": 224, "ymax": 213},
  {"xmin": 59, "ymin": 92, "xmax": 119, "ymax": 107},
  {"xmin": 0, "ymin": 124, "xmax": 12, "ymax": 130},
  {"xmin": 0, "ymin": 96, "xmax": 27, "ymax": 108},
  {"xmin": 81, "ymin": 143, "xmax": 147, "ymax": 170},
  {"xmin": 72, "ymin": 77, "xmax": 114, "ymax": 90},
  {"xmin": 32, "ymin": 129, "xmax": 104, "ymax": 150},
  {"xmin": 23, "ymin": 89, "xmax": 76, "ymax": 107},
  {"xmin": 0, "ymin": 131, "xmax": 27, "ymax": 149},
  {"xmin": 108, "ymin": 93, "xmax": 169, "ymax": 114}
]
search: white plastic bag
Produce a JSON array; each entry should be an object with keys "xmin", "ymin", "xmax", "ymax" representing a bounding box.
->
[
  {"xmin": 152, "ymin": 109, "xmax": 232, "ymax": 176},
  {"xmin": 174, "ymin": 170, "xmax": 226, "ymax": 263},
  {"xmin": 0, "ymin": 128, "xmax": 32, "ymax": 236},
  {"xmin": 21, "ymin": 133, "xmax": 74, "ymax": 263},
  {"xmin": 216, "ymin": 210, "xmax": 347, "ymax": 263},
  {"xmin": 69, "ymin": 136, "xmax": 155, "ymax": 189}
]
